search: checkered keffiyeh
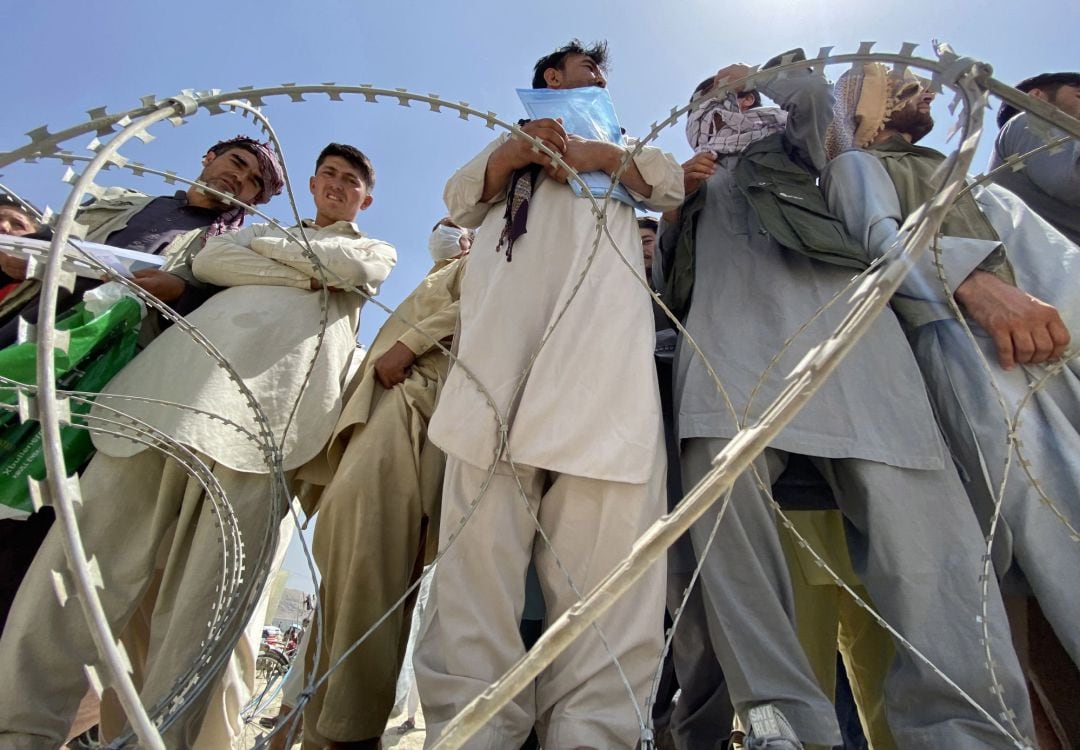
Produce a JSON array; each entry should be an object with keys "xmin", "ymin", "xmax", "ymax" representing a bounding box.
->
[{"xmin": 685, "ymin": 94, "xmax": 788, "ymax": 155}]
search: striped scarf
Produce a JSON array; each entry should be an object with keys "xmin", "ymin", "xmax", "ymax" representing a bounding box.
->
[{"xmin": 497, "ymin": 121, "xmax": 543, "ymax": 262}]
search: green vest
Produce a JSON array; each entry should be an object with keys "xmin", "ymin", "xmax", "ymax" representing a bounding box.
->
[
  {"xmin": 662, "ymin": 134, "xmax": 867, "ymax": 320},
  {"xmin": 734, "ymin": 133, "xmax": 867, "ymax": 270}
]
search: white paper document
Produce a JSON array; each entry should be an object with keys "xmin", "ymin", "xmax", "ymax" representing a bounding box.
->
[{"xmin": 0, "ymin": 235, "xmax": 164, "ymax": 279}]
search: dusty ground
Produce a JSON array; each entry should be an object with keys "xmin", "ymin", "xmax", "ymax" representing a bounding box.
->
[
  {"xmin": 243, "ymin": 690, "xmax": 427, "ymax": 749},
  {"xmin": 380, "ymin": 711, "xmax": 427, "ymax": 750}
]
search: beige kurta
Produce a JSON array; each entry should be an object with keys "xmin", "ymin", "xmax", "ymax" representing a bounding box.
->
[
  {"xmin": 0, "ymin": 188, "xmax": 211, "ymax": 322},
  {"xmin": 428, "ymin": 136, "xmax": 684, "ymax": 483},
  {"xmin": 304, "ymin": 259, "xmax": 464, "ymax": 741},
  {"xmin": 327, "ymin": 257, "xmax": 463, "ymax": 468},
  {"xmin": 89, "ymin": 219, "xmax": 396, "ymax": 473}
]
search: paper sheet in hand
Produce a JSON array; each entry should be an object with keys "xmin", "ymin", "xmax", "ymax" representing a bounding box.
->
[
  {"xmin": 516, "ymin": 86, "xmax": 643, "ymax": 208},
  {"xmin": 0, "ymin": 236, "xmax": 164, "ymax": 279}
]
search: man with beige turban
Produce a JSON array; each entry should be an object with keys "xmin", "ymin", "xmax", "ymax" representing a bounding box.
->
[
  {"xmin": 823, "ymin": 60, "xmax": 1080, "ymax": 748},
  {"xmin": 300, "ymin": 217, "xmax": 469, "ymax": 750}
]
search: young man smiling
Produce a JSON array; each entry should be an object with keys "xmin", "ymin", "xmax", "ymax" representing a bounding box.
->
[{"xmin": 0, "ymin": 143, "xmax": 395, "ymax": 749}]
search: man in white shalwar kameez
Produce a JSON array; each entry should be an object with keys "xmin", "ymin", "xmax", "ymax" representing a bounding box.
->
[
  {"xmin": 0, "ymin": 143, "xmax": 395, "ymax": 749},
  {"xmin": 413, "ymin": 40, "xmax": 683, "ymax": 750},
  {"xmin": 822, "ymin": 60, "xmax": 1080, "ymax": 730}
]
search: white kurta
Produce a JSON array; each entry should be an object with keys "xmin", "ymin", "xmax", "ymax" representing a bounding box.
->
[
  {"xmin": 90, "ymin": 220, "xmax": 396, "ymax": 473},
  {"xmin": 427, "ymin": 135, "xmax": 684, "ymax": 484}
]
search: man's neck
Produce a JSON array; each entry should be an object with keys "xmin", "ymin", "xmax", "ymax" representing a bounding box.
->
[
  {"xmin": 873, "ymin": 128, "xmax": 912, "ymax": 145},
  {"xmin": 313, "ymin": 212, "xmax": 351, "ymax": 228},
  {"xmin": 185, "ymin": 186, "xmax": 227, "ymax": 211}
]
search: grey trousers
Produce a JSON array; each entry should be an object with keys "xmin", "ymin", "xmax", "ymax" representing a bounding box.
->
[
  {"xmin": 0, "ymin": 450, "xmax": 285, "ymax": 750},
  {"xmin": 681, "ymin": 437, "xmax": 1034, "ymax": 750},
  {"xmin": 665, "ymin": 569, "xmax": 735, "ymax": 750}
]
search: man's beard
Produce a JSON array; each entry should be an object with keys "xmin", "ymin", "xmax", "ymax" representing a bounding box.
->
[
  {"xmin": 193, "ymin": 170, "xmax": 235, "ymax": 208},
  {"xmin": 887, "ymin": 108, "xmax": 934, "ymax": 143}
]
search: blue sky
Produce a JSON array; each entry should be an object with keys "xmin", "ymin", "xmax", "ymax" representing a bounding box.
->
[{"xmin": 3, "ymin": 0, "xmax": 1076, "ymax": 593}]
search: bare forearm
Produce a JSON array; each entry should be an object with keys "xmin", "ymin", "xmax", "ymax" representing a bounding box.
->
[
  {"xmin": 599, "ymin": 145, "xmax": 653, "ymax": 198},
  {"xmin": 481, "ymin": 144, "xmax": 520, "ymax": 203}
]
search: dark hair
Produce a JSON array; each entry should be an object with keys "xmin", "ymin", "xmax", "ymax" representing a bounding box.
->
[
  {"xmin": 0, "ymin": 193, "xmax": 42, "ymax": 225},
  {"xmin": 315, "ymin": 143, "xmax": 376, "ymax": 190},
  {"xmin": 997, "ymin": 72, "xmax": 1080, "ymax": 128},
  {"xmin": 637, "ymin": 216, "xmax": 659, "ymax": 232},
  {"xmin": 208, "ymin": 138, "xmax": 261, "ymax": 159},
  {"xmin": 690, "ymin": 75, "xmax": 761, "ymax": 108},
  {"xmin": 532, "ymin": 39, "xmax": 609, "ymax": 89}
]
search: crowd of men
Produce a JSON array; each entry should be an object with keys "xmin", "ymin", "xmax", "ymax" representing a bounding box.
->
[{"xmin": 0, "ymin": 38, "xmax": 1077, "ymax": 750}]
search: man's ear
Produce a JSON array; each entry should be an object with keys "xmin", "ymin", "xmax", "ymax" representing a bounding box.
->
[
  {"xmin": 358, "ymin": 194, "xmax": 374, "ymax": 212},
  {"xmin": 309, "ymin": 175, "xmax": 317, "ymax": 197},
  {"xmin": 543, "ymin": 67, "xmax": 561, "ymax": 89},
  {"xmin": 202, "ymin": 150, "xmax": 216, "ymax": 167},
  {"xmin": 1027, "ymin": 87, "xmax": 1051, "ymax": 103}
]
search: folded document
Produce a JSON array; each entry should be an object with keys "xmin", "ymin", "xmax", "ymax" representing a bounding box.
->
[{"xmin": 0, "ymin": 235, "xmax": 164, "ymax": 279}]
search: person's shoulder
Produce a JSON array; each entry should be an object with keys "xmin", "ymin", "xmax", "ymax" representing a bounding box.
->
[
  {"xmin": 82, "ymin": 186, "xmax": 150, "ymax": 209},
  {"xmin": 996, "ymin": 112, "xmax": 1039, "ymax": 151}
]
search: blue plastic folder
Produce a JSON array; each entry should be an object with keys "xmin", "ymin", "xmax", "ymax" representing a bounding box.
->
[{"xmin": 516, "ymin": 86, "xmax": 643, "ymax": 208}]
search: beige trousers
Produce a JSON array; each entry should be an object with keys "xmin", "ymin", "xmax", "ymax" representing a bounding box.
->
[
  {"xmin": 0, "ymin": 450, "xmax": 287, "ymax": 749},
  {"xmin": 304, "ymin": 373, "xmax": 444, "ymax": 743},
  {"xmin": 780, "ymin": 510, "xmax": 896, "ymax": 750},
  {"xmin": 414, "ymin": 448, "xmax": 667, "ymax": 750},
  {"xmin": 100, "ymin": 507, "xmax": 297, "ymax": 749}
]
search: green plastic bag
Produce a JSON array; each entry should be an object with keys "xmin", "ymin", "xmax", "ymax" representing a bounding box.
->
[{"xmin": 0, "ymin": 299, "xmax": 141, "ymax": 519}]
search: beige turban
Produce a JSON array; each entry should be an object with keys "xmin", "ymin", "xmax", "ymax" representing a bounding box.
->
[{"xmin": 825, "ymin": 62, "xmax": 924, "ymax": 161}]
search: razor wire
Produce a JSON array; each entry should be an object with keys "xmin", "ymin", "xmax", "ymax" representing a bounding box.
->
[
  {"xmin": 0, "ymin": 47, "xmax": 1010, "ymax": 747},
  {"xmin": 0, "ymin": 51, "xmax": 1019, "ymax": 747},
  {"xmin": 0, "ymin": 40, "xmax": 1076, "ymax": 750}
]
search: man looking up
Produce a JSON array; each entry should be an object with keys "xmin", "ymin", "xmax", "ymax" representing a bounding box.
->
[
  {"xmin": 823, "ymin": 61, "xmax": 1080, "ymax": 748},
  {"xmin": 990, "ymin": 72, "xmax": 1080, "ymax": 245},
  {"xmin": 657, "ymin": 55, "xmax": 1032, "ymax": 748},
  {"xmin": 414, "ymin": 39, "xmax": 683, "ymax": 749},
  {"xmin": 0, "ymin": 143, "xmax": 393, "ymax": 749},
  {"xmin": 0, "ymin": 194, "xmax": 40, "ymax": 239}
]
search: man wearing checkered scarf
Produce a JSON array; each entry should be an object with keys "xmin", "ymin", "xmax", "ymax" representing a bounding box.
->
[{"xmin": 659, "ymin": 54, "xmax": 1038, "ymax": 748}]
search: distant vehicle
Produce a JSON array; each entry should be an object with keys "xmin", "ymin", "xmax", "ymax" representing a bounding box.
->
[{"xmin": 261, "ymin": 626, "xmax": 283, "ymax": 649}]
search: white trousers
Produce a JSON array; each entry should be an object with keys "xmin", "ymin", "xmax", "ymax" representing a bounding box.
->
[{"xmin": 414, "ymin": 450, "xmax": 667, "ymax": 750}]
